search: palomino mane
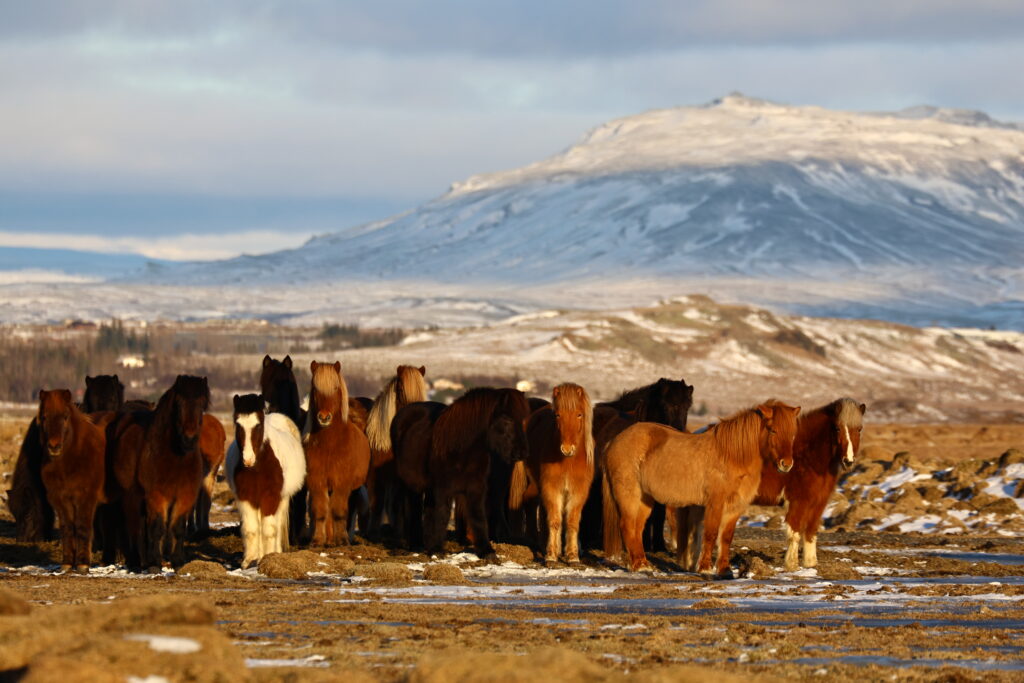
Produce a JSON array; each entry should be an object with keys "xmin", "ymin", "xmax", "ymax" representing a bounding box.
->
[
  {"xmin": 710, "ymin": 399, "xmax": 792, "ymax": 465},
  {"xmin": 311, "ymin": 363, "xmax": 349, "ymax": 424},
  {"xmin": 553, "ymin": 383, "xmax": 594, "ymax": 466},
  {"xmin": 366, "ymin": 366, "xmax": 428, "ymax": 452}
]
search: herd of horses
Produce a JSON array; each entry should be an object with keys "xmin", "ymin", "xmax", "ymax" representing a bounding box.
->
[{"xmin": 7, "ymin": 356, "xmax": 866, "ymax": 578}]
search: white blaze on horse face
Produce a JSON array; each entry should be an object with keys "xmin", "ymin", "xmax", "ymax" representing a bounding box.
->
[
  {"xmin": 843, "ymin": 426, "xmax": 855, "ymax": 465},
  {"xmin": 237, "ymin": 413, "xmax": 260, "ymax": 466}
]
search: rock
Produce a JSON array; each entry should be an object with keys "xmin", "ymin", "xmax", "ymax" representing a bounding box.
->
[
  {"xmin": 409, "ymin": 647, "xmax": 613, "ymax": 683},
  {"xmin": 889, "ymin": 451, "xmax": 913, "ymax": 471},
  {"xmin": 0, "ymin": 589, "xmax": 30, "ymax": 616},
  {"xmin": 177, "ymin": 560, "xmax": 227, "ymax": 578},
  {"xmin": 918, "ymin": 484, "xmax": 944, "ymax": 502},
  {"xmin": 998, "ymin": 448, "xmax": 1024, "ymax": 472},
  {"xmin": 834, "ymin": 501, "xmax": 887, "ymax": 529},
  {"xmin": 494, "ymin": 543, "xmax": 534, "ymax": 565},
  {"xmin": 889, "ymin": 486, "xmax": 926, "ymax": 515},
  {"xmin": 764, "ymin": 514, "xmax": 785, "ymax": 530},
  {"xmin": 1015, "ymin": 480, "xmax": 1024, "ymax": 498},
  {"xmin": 745, "ymin": 557, "xmax": 775, "ymax": 579},
  {"xmin": 691, "ymin": 598, "xmax": 731, "ymax": 609},
  {"xmin": 981, "ymin": 498, "xmax": 1021, "ymax": 516},
  {"xmin": 423, "ymin": 563, "xmax": 467, "ymax": 584},
  {"xmin": 354, "ymin": 562, "xmax": 413, "ymax": 585},
  {"xmin": 968, "ymin": 492, "xmax": 1000, "ymax": 510},
  {"xmin": 257, "ymin": 550, "xmax": 353, "ymax": 580},
  {"xmin": 819, "ymin": 563, "xmax": 861, "ymax": 580}
]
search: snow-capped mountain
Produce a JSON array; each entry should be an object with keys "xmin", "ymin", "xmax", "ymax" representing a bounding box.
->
[
  {"xmin": 3, "ymin": 95, "xmax": 1022, "ymax": 329},
  {"xmin": 128, "ymin": 94, "xmax": 1023, "ymax": 329}
]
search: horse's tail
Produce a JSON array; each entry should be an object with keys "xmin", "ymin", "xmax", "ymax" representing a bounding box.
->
[
  {"xmin": 508, "ymin": 460, "xmax": 528, "ymax": 510},
  {"xmin": 602, "ymin": 467, "xmax": 623, "ymax": 561}
]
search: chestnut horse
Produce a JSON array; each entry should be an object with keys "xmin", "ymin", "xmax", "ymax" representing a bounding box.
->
[
  {"xmin": 226, "ymin": 394, "xmax": 306, "ymax": 568},
  {"xmin": 364, "ymin": 365, "xmax": 428, "ymax": 538},
  {"xmin": 187, "ymin": 414, "xmax": 227, "ymax": 538},
  {"xmin": 587, "ymin": 378, "xmax": 694, "ymax": 554},
  {"xmin": 426, "ymin": 388, "xmax": 530, "ymax": 559},
  {"xmin": 391, "ymin": 400, "xmax": 447, "ymax": 549},
  {"xmin": 756, "ymin": 398, "xmax": 865, "ymax": 571},
  {"xmin": 303, "ymin": 361, "xmax": 370, "ymax": 546},
  {"xmin": 511, "ymin": 383, "xmax": 594, "ymax": 564},
  {"xmin": 36, "ymin": 390, "xmax": 108, "ymax": 572},
  {"xmin": 110, "ymin": 375, "xmax": 210, "ymax": 571},
  {"xmin": 603, "ymin": 400, "xmax": 799, "ymax": 576}
]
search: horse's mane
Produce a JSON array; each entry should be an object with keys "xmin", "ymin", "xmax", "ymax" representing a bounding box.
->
[
  {"xmin": 710, "ymin": 399, "xmax": 793, "ymax": 465},
  {"xmin": 553, "ymin": 383, "xmax": 594, "ymax": 466},
  {"xmin": 151, "ymin": 376, "xmax": 209, "ymax": 438},
  {"xmin": 311, "ymin": 363, "xmax": 349, "ymax": 423},
  {"xmin": 607, "ymin": 382, "xmax": 655, "ymax": 413},
  {"xmin": 433, "ymin": 388, "xmax": 528, "ymax": 458},
  {"xmin": 833, "ymin": 397, "xmax": 864, "ymax": 430},
  {"xmin": 366, "ymin": 365, "xmax": 428, "ymax": 452}
]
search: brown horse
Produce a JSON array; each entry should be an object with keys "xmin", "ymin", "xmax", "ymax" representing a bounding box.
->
[
  {"xmin": 187, "ymin": 414, "xmax": 227, "ymax": 538},
  {"xmin": 36, "ymin": 390, "xmax": 107, "ymax": 573},
  {"xmin": 391, "ymin": 400, "xmax": 447, "ymax": 549},
  {"xmin": 588, "ymin": 378, "xmax": 694, "ymax": 555},
  {"xmin": 363, "ymin": 365, "xmax": 428, "ymax": 538},
  {"xmin": 426, "ymin": 388, "xmax": 530, "ymax": 559},
  {"xmin": 83, "ymin": 374, "xmax": 125, "ymax": 413},
  {"xmin": 109, "ymin": 375, "xmax": 210, "ymax": 571},
  {"xmin": 755, "ymin": 398, "xmax": 865, "ymax": 571},
  {"xmin": 303, "ymin": 361, "xmax": 370, "ymax": 546},
  {"xmin": 603, "ymin": 400, "xmax": 800, "ymax": 576},
  {"xmin": 8, "ymin": 417, "xmax": 53, "ymax": 543},
  {"xmin": 511, "ymin": 383, "xmax": 594, "ymax": 564}
]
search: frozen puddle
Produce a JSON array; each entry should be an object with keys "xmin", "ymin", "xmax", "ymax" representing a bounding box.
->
[
  {"xmin": 772, "ymin": 655, "xmax": 1024, "ymax": 672},
  {"xmin": 245, "ymin": 654, "xmax": 329, "ymax": 668}
]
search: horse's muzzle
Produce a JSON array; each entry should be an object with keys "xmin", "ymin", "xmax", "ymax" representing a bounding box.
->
[
  {"xmin": 560, "ymin": 444, "xmax": 576, "ymax": 457},
  {"xmin": 47, "ymin": 445, "xmax": 62, "ymax": 457},
  {"xmin": 181, "ymin": 434, "xmax": 199, "ymax": 450},
  {"xmin": 317, "ymin": 412, "xmax": 333, "ymax": 427},
  {"xmin": 776, "ymin": 460, "xmax": 793, "ymax": 474}
]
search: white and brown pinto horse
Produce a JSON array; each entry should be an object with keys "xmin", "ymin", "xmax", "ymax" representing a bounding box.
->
[{"xmin": 227, "ymin": 394, "xmax": 306, "ymax": 568}]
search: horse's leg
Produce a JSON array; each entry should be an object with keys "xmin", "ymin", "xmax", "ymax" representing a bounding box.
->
[
  {"xmin": 697, "ymin": 501, "xmax": 723, "ymax": 577},
  {"xmin": 77, "ymin": 496, "xmax": 99, "ymax": 572},
  {"xmin": 619, "ymin": 497, "xmax": 653, "ymax": 572},
  {"xmin": 309, "ymin": 485, "xmax": 330, "ymax": 547},
  {"xmin": 277, "ymin": 498, "xmax": 290, "ymax": 553},
  {"xmin": 169, "ymin": 510, "xmax": 188, "ymax": 568},
  {"xmin": 289, "ymin": 484, "xmax": 308, "ymax": 546},
  {"xmin": 563, "ymin": 485, "xmax": 587, "ymax": 566},
  {"xmin": 54, "ymin": 499, "xmax": 74, "ymax": 572},
  {"xmin": 715, "ymin": 510, "xmax": 742, "ymax": 578},
  {"xmin": 784, "ymin": 521, "xmax": 801, "ymax": 572},
  {"xmin": 329, "ymin": 489, "xmax": 350, "ymax": 546},
  {"xmin": 144, "ymin": 499, "xmax": 168, "ymax": 573},
  {"xmin": 665, "ymin": 505, "xmax": 678, "ymax": 554},
  {"xmin": 645, "ymin": 504, "xmax": 667, "ymax": 553},
  {"xmin": 541, "ymin": 484, "xmax": 564, "ymax": 565},
  {"xmin": 261, "ymin": 510, "xmax": 278, "ymax": 562},
  {"xmin": 803, "ymin": 515, "xmax": 822, "ymax": 569},
  {"xmin": 424, "ymin": 488, "xmax": 450, "ymax": 554},
  {"xmin": 239, "ymin": 500, "xmax": 260, "ymax": 568},
  {"xmin": 466, "ymin": 487, "xmax": 496, "ymax": 561},
  {"xmin": 686, "ymin": 506, "xmax": 705, "ymax": 573}
]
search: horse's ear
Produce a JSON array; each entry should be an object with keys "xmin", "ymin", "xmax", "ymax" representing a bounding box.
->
[
  {"xmin": 113, "ymin": 374, "xmax": 120, "ymax": 384},
  {"xmin": 687, "ymin": 385, "xmax": 694, "ymax": 398},
  {"xmin": 793, "ymin": 406, "xmax": 801, "ymax": 417},
  {"xmin": 859, "ymin": 403, "xmax": 867, "ymax": 415},
  {"xmin": 283, "ymin": 355, "xmax": 292, "ymax": 369},
  {"xmin": 233, "ymin": 394, "xmax": 241, "ymax": 407},
  {"xmin": 756, "ymin": 404, "xmax": 774, "ymax": 420},
  {"xmin": 263, "ymin": 355, "xmax": 272, "ymax": 368},
  {"xmin": 38, "ymin": 389, "xmax": 47, "ymax": 402},
  {"xmin": 333, "ymin": 361, "xmax": 341, "ymax": 373},
  {"xmin": 85, "ymin": 376, "xmax": 94, "ymax": 387},
  {"xmin": 310, "ymin": 360, "xmax": 318, "ymax": 372},
  {"xmin": 60, "ymin": 389, "xmax": 73, "ymax": 404},
  {"xmin": 418, "ymin": 366, "xmax": 426, "ymax": 376},
  {"xmin": 552, "ymin": 385, "xmax": 561, "ymax": 399}
]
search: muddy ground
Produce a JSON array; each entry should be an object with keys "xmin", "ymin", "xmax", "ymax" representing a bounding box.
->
[{"xmin": 1, "ymin": 419, "xmax": 1023, "ymax": 681}]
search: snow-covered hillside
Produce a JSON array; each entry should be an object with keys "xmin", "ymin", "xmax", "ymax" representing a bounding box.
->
[{"xmin": 3, "ymin": 95, "xmax": 1023, "ymax": 329}]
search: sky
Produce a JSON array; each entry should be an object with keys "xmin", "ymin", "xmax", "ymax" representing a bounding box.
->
[{"xmin": 1, "ymin": 1, "xmax": 1023, "ymax": 260}]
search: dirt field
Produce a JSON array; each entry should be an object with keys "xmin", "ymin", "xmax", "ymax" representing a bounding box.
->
[{"xmin": 2, "ymin": 418, "xmax": 1023, "ymax": 681}]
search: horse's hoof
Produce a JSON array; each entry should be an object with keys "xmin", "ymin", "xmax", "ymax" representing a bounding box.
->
[
  {"xmin": 482, "ymin": 552, "xmax": 499, "ymax": 563},
  {"xmin": 565, "ymin": 557, "xmax": 582, "ymax": 567},
  {"xmin": 544, "ymin": 559, "xmax": 560, "ymax": 568},
  {"xmin": 697, "ymin": 569, "xmax": 715, "ymax": 579},
  {"xmin": 58, "ymin": 564, "xmax": 72, "ymax": 574},
  {"xmin": 717, "ymin": 568, "xmax": 736, "ymax": 580},
  {"xmin": 146, "ymin": 565, "xmax": 163, "ymax": 575},
  {"xmin": 632, "ymin": 562, "xmax": 655, "ymax": 573},
  {"xmin": 74, "ymin": 565, "xmax": 90, "ymax": 575}
]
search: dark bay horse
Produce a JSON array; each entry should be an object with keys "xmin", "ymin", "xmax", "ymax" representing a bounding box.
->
[
  {"xmin": 37, "ymin": 389, "xmax": 108, "ymax": 572},
  {"xmin": 83, "ymin": 375, "xmax": 125, "ymax": 413},
  {"xmin": 603, "ymin": 400, "xmax": 799, "ymax": 576},
  {"xmin": 585, "ymin": 377, "xmax": 694, "ymax": 553},
  {"xmin": 511, "ymin": 383, "xmax": 594, "ymax": 564},
  {"xmin": 426, "ymin": 388, "xmax": 530, "ymax": 559},
  {"xmin": 259, "ymin": 354, "xmax": 308, "ymax": 544},
  {"xmin": 754, "ymin": 398, "xmax": 865, "ymax": 571},
  {"xmin": 364, "ymin": 365, "xmax": 428, "ymax": 538},
  {"xmin": 9, "ymin": 417, "xmax": 53, "ymax": 542},
  {"xmin": 187, "ymin": 414, "xmax": 226, "ymax": 538},
  {"xmin": 226, "ymin": 394, "xmax": 306, "ymax": 567},
  {"xmin": 391, "ymin": 400, "xmax": 447, "ymax": 549},
  {"xmin": 109, "ymin": 375, "xmax": 210, "ymax": 571},
  {"xmin": 303, "ymin": 361, "xmax": 370, "ymax": 546}
]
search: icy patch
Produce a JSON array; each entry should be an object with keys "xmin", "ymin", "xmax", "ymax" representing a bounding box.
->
[
  {"xmin": 331, "ymin": 584, "xmax": 617, "ymax": 600},
  {"xmin": 124, "ymin": 634, "xmax": 202, "ymax": 654},
  {"xmin": 245, "ymin": 654, "xmax": 329, "ymax": 668},
  {"xmin": 127, "ymin": 677, "xmax": 171, "ymax": 683},
  {"xmin": 875, "ymin": 467, "xmax": 931, "ymax": 495}
]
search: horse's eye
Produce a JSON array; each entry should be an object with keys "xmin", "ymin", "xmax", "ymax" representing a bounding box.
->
[{"xmin": 577, "ymin": 413, "xmax": 583, "ymax": 419}]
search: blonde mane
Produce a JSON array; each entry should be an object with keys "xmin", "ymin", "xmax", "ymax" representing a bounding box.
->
[
  {"xmin": 708, "ymin": 400, "xmax": 793, "ymax": 465},
  {"xmin": 834, "ymin": 397, "xmax": 864, "ymax": 430},
  {"xmin": 311, "ymin": 362, "xmax": 349, "ymax": 424},
  {"xmin": 366, "ymin": 365, "xmax": 428, "ymax": 452},
  {"xmin": 553, "ymin": 383, "xmax": 594, "ymax": 466}
]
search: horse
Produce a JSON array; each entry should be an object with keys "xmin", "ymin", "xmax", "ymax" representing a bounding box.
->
[
  {"xmin": 426, "ymin": 388, "xmax": 530, "ymax": 559},
  {"xmin": 226, "ymin": 394, "xmax": 306, "ymax": 568},
  {"xmin": 363, "ymin": 365, "xmax": 428, "ymax": 538},
  {"xmin": 36, "ymin": 390, "xmax": 108, "ymax": 573},
  {"xmin": 510, "ymin": 383, "xmax": 594, "ymax": 565},
  {"xmin": 603, "ymin": 400, "xmax": 800, "ymax": 576},
  {"xmin": 391, "ymin": 401, "xmax": 447, "ymax": 549},
  {"xmin": 82, "ymin": 375, "xmax": 125, "ymax": 413},
  {"xmin": 303, "ymin": 361, "xmax": 371, "ymax": 546},
  {"xmin": 584, "ymin": 377, "xmax": 694, "ymax": 554},
  {"xmin": 755, "ymin": 398, "xmax": 865, "ymax": 571},
  {"xmin": 109, "ymin": 375, "xmax": 210, "ymax": 571},
  {"xmin": 8, "ymin": 418, "xmax": 53, "ymax": 543},
  {"xmin": 187, "ymin": 414, "xmax": 227, "ymax": 538},
  {"xmin": 527, "ymin": 397, "xmax": 551, "ymax": 413}
]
